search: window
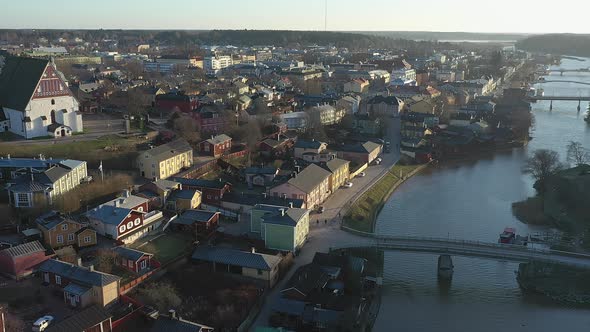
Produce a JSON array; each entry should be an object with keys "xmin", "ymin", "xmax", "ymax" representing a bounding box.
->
[
  {"xmin": 67, "ymin": 233, "xmax": 74, "ymax": 242},
  {"xmin": 137, "ymin": 206, "xmax": 143, "ymax": 212},
  {"xmin": 61, "ymin": 224, "xmax": 68, "ymax": 231},
  {"xmin": 128, "ymin": 259, "xmax": 134, "ymax": 268},
  {"xmin": 134, "ymin": 218, "xmax": 141, "ymax": 226},
  {"xmin": 51, "ymin": 99, "xmax": 55, "ymax": 105},
  {"xmin": 140, "ymin": 260, "xmax": 147, "ymax": 269},
  {"xmin": 55, "ymin": 275, "xmax": 61, "ymax": 285},
  {"xmin": 127, "ymin": 221, "xmax": 134, "ymax": 230},
  {"xmin": 119, "ymin": 225, "xmax": 126, "ymax": 233},
  {"xmin": 84, "ymin": 236, "xmax": 92, "ymax": 243},
  {"xmin": 56, "ymin": 235, "xmax": 63, "ymax": 244},
  {"xmin": 17, "ymin": 193, "xmax": 29, "ymax": 206},
  {"xmin": 257, "ymin": 269, "xmax": 263, "ymax": 275}
]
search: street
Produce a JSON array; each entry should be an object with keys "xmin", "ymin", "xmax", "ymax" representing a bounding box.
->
[{"xmin": 250, "ymin": 116, "xmax": 400, "ymax": 330}]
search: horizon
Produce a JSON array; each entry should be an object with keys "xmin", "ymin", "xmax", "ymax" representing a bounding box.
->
[{"xmin": 1, "ymin": 0, "xmax": 589, "ymax": 34}]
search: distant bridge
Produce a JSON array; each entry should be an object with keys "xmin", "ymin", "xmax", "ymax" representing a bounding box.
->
[
  {"xmin": 547, "ymin": 68, "xmax": 590, "ymax": 75},
  {"xmin": 534, "ymin": 80, "xmax": 590, "ymax": 86},
  {"xmin": 335, "ymin": 229, "xmax": 590, "ymax": 269},
  {"xmin": 527, "ymin": 96, "xmax": 590, "ymax": 102}
]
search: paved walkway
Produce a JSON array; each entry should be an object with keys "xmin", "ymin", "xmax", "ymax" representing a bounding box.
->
[{"xmin": 250, "ymin": 116, "xmax": 401, "ymax": 330}]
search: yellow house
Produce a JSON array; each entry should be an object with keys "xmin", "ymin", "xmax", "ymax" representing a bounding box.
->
[
  {"xmin": 166, "ymin": 189, "xmax": 202, "ymax": 212},
  {"xmin": 36, "ymin": 211, "xmax": 97, "ymax": 249},
  {"xmin": 321, "ymin": 158, "xmax": 350, "ymax": 192},
  {"xmin": 137, "ymin": 139, "xmax": 193, "ymax": 180}
]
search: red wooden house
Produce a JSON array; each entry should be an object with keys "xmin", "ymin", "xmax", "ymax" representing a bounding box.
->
[
  {"xmin": 155, "ymin": 93, "xmax": 198, "ymax": 113},
  {"xmin": 0, "ymin": 241, "xmax": 52, "ymax": 280},
  {"xmin": 112, "ymin": 247, "xmax": 154, "ymax": 274},
  {"xmin": 171, "ymin": 210, "xmax": 220, "ymax": 238},
  {"xmin": 171, "ymin": 178, "xmax": 231, "ymax": 204},
  {"xmin": 198, "ymin": 134, "xmax": 232, "ymax": 157}
]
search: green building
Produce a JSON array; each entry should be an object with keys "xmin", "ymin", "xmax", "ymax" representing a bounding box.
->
[{"xmin": 251, "ymin": 204, "xmax": 310, "ymax": 252}]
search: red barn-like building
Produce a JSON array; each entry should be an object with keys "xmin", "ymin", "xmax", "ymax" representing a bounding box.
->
[
  {"xmin": 198, "ymin": 134, "xmax": 232, "ymax": 157},
  {"xmin": 0, "ymin": 241, "xmax": 52, "ymax": 280},
  {"xmin": 155, "ymin": 93, "xmax": 198, "ymax": 113}
]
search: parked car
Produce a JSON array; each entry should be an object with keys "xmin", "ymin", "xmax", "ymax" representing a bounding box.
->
[
  {"xmin": 357, "ymin": 172, "xmax": 366, "ymax": 178},
  {"xmin": 342, "ymin": 182, "xmax": 353, "ymax": 188},
  {"xmin": 32, "ymin": 315, "xmax": 54, "ymax": 332},
  {"xmin": 80, "ymin": 175, "xmax": 93, "ymax": 183}
]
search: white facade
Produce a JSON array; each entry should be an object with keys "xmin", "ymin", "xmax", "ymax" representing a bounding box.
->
[{"xmin": 204, "ymin": 56, "xmax": 233, "ymax": 75}]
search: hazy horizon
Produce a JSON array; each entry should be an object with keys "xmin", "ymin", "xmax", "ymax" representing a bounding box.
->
[{"xmin": 1, "ymin": 0, "xmax": 589, "ymax": 34}]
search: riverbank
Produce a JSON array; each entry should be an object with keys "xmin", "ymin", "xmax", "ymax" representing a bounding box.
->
[
  {"xmin": 343, "ymin": 163, "xmax": 429, "ymax": 233},
  {"xmin": 517, "ymin": 261, "xmax": 590, "ymax": 305}
]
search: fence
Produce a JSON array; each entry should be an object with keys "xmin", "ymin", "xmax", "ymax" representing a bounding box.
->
[
  {"xmin": 111, "ymin": 294, "xmax": 144, "ymax": 330},
  {"xmin": 119, "ymin": 259, "xmax": 162, "ymax": 295}
]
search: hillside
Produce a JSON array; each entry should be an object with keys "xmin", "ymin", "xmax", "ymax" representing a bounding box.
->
[{"xmin": 517, "ymin": 34, "xmax": 590, "ymax": 57}]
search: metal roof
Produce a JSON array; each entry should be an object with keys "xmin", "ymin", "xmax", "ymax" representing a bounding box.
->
[
  {"xmin": 168, "ymin": 189, "xmax": 199, "ymax": 201},
  {"xmin": 0, "ymin": 240, "xmax": 45, "ymax": 258},
  {"xmin": 294, "ymin": 139, "xmax": 324, "ymax": 149},
  {"xmin": 176, "ymin": 210, "xmax": 218, "ymax": 224},
  {"xmin": 286, "ymin": 164, "xmax": 331, "ymax": 193},
  {"xmin": 142, "ymin": 139, "xmax": 192, "ymax": 163},
  {"xmin": 259, "ymin": 207, "xmax": 309, "ymax": 227},
  {"xmin": 63, "ymin": 283, "xmax": 91, "ymax": 296},
  {"xmin": 204, "ymin": 134, "xmax": 232, "ymax": 145},
  {"xmin": 0, "ymin": 158, "xmax": 64, "ymax": 169},
  {"xmin": 0, "ymin": 57, "xmax": 48, "ymax": 111},
  {"xmin": 171, "ymin": 177, "xmax": 227, "ymax": 189},
  {"xmin": 45, "ymin": 305, "xmax": 112, "ymax": 332},
  {"xmin": 36, "ymin": 211, "xmax": 74, "ymax": 230},
  {"xmin": 322, "ymin": 158, "xmax": 350, "ymax": 174},
  {"xmin": 38, "ymin": 259, "xmax": 120, "ymax": 287},
  {"xmin": 86, "ymin": 205, "xmax": 132, "ymax": 226},
  {"xmin": 192, "ymin": 246, "xmax": 281, "ymax": 271},
  {"xmin": 113, "ymin": 246, "xmax": 152, "ymax": 262}
]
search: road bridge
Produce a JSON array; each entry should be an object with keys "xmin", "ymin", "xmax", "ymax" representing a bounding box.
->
[{"xmin": 335, "ymin": 229, "xmax": 590, "ymax": 269}]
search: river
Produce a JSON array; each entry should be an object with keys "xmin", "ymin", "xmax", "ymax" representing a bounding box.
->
[{"xmin": 373, "ymin": 57, "xmax": 590, "ymax": 332}]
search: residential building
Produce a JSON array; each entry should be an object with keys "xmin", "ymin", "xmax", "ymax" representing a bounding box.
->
[
  {"xmin": 112, "ymin": 247, "xmax": 154, "ymax": 275},
  {"xmin": 270, "ymin": 164, "xmax": 332, "ymax": 209},
  {"xmin": 38, "ymin": 259, "xmax": 121, "ymax": 308},
  {"xmin": 335, "ymin": 141, "xmax": 382, "ymax": 165},
  {"xmin": 306, "ymin": 104, "xmax": 346, "ymax": 126},
  {"xmin": 85, "ymin": 192, "xmax": 163, "ymax": 244},
  {"xmin": 192, "ymin": 246, "xmax": 281, "ymax": 287},
  {"xmin": 198, "ymin": 134, "xmax": 232, "ymax": 157},
  {"xmin": 280, "ymin": 112, "xmax": 309, "ymax": 131},
  {"xmin": 251, "ymin": 204, "xmax": 310, "ymax": 252},
  {"xmin": 137, "ymin": 139, "xmax": 193, "ymax": 180},
  {"xmin": 293, "ymin": 139, "xmax": 328, "ymax": 159},
  {"xmin": 362, "ymin": 95, "xmax": 401, "ymax": 117},
  {"xmin": 0, "ymin": 57, "xmax": 83, "ymax": 139},
  {"xmin": 352, "ymin": 114, "xmax": 381, "ymax": 136},
  {"xmin": 204, "ymin": 55, "xmax": 233, "ymax": 75},
  {"xmin": 7, "ymin": 159, "xmax": 88, "ymax": 208},
  {"xmin": 405, "ymin": 96, "xmax": 437, "ymax": 114},
  {"xmin": 170, "ymin": 177, "xmax": 231, "ymax": 204},
  {"xmin": 337, "ymin": 95, "xmax": 361, "ymax": 114},
  {"xmin": 36, "ymin": 211, "xmax": 97, "ymax": 249},
  {"xmin": 343, "ymin": 78, "xmax": 369, "ymax": 94},
  {"xmin": 245, "ymin": 167, "xmax": 279, "ymax": 187},
  {"xmin": 166, "ymin": 189, "xmax": 201, "ymax": 212},
  {"xmin": 155, "ymin": 93, "xmax": 199, "ymax": 113},
  {"xmin": 136, "ymin": 179, "xmax": 182, "ymax": 209},
  {"xmin": 45, "ymin": 305, "xmax": 113, "ymax": 332},
  {"xmin": 321, "ymin": 158, "xmax": 350, "ymax": 192},
  {"xmin": 0, "ymin": 241, "xmax": 52, "ymax": 280},
  {"xmin": 170, "ymin": 209, "xmax": 219, "ymax": 237}
]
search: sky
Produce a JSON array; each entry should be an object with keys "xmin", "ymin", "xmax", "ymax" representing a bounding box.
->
[{"xmin": 1, "ymin": 0, "xmax": 588, "ymax": 34}]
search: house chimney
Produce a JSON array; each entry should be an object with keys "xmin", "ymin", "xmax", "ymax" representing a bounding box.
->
[
  {"xmin": 114, "ymin": 200, "xmax": 120, "ymax": 208},
  {"xmin": 88, "ymin": 265, "xmax": 94, "ymax": 272},
  {"xmin": 262, "ymin": 192, "xmax": 267, "ymax": 199},
  {"xmin": 169, "ymin": 309, "xmax": 177, "ymax": 320},
  {"xmin": 280, "ymin": 208, "xmax": 286, "ymax": 216},
  {"xmin": 77, "ymin": 258, "xmax": 83, "ymax": 267},
  {"xmin": 289, "ymin": 202, "xmax": 294, "ymax": 208},
  {"xmin": 123, "ymin": 189, "xmax": 130, "ymax": 198},
  {"xmin": 7, "ymin": 154, "xmax": 10, "ymax": 159},
  {"xmin": 251, "ymin": 247, "xmax": 256, "ymax": 254}
]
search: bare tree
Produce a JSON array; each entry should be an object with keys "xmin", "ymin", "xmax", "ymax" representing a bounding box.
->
[
  {"xmin": 566, "ymin": 141, "xmax": 589, "ymax": 166},
  {"xmin": 125, "ymin": 60, "xmax": 144, "ymax": 80},
  {"xmin": 523, "ymin": 149, "xmax": 563, "ymax": 192},
  {"xmin": 137, "ymin": 282, "xmax": 182, "ymax": 312},
  {"xmin": 95, "ymin": 249, "xmax": 117, "ymax": 274},
  {"xmin": 171, "ymin": 114, "xmax": 201, "ymax": 144}
]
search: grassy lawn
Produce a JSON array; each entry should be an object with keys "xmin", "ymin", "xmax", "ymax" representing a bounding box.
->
[
  {"xmin": 344, "ymin": 164, "xmax": 422, "ymax": 233},
  {"xmin": 131, "ymin": 232, "xmax": 194, "ymax": 265},
  {"xmin": 0, "ymin": 135, "xmax": 142, "ymax": 169}
]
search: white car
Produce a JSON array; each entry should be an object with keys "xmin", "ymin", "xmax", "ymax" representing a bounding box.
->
[
  {"xmin": 342, "ymin": 182, "xmax": 353, "ymax": 188},
  {"xmin": 357, "ymin": 172, "xmax": 366, "ymax": 178},
  {"xmin": 32, "ymin": 316, "xmax": 54, "ymax": 332}
]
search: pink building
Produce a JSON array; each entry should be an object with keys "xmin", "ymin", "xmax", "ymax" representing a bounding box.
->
[{"xmin": 0, "ymin": 241, "xmax": 52, "ymax": 280}]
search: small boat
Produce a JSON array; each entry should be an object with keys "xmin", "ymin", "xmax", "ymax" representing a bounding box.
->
[
  {"xmin": 499, "ymin": 227, "xmax": 516, "ymax": 244},
  {"xmin": 438, "ymin": 254, "xmax": 454, "ymax": 280}
]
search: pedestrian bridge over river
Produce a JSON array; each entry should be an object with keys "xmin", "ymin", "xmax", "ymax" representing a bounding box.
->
[{"xmin": 334, "ymin": 228, "xmax": 590, "ymax": 269}]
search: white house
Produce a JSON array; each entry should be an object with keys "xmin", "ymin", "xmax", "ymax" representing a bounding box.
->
[{"xmin": 0, "ymin": 57, "xmax": 83, "ymax": 139}]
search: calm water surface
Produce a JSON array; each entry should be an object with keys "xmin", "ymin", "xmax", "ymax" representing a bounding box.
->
[{"xmin": 374, "ymin": 57, "xmax": 590, "ymax": 332}]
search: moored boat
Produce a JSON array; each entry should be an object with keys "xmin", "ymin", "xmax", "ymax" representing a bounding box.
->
[{"xmin": 438, "ymin": 254, "xmax": 454, "ymax": 280}]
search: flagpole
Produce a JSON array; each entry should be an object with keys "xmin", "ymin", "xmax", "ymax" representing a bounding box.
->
[{"xmin": 99, "ymin": 161, "xmax": 104, "ymax": 183}]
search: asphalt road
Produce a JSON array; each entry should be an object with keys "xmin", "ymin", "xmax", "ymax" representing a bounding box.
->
[{"xmin": 250, "ymin": 115, "xmax": 401, "ymax": 330}]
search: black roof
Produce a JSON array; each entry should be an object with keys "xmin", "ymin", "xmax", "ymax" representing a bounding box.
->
[
  {"xmin": 0, "ymin": 57, "xmax": 48, "ymax": 111},
  {"xmin": 45, "ymin": 305, "xmax": 111, "ymax": 332},
  {"xmin": 282, "ymin": 264, "xmax": 330, "ymax": 298}
]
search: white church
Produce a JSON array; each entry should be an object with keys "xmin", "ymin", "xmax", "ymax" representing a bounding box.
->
[{"xmin": 0, "ymin": 56, "xmax": 83, "ymax": 139}]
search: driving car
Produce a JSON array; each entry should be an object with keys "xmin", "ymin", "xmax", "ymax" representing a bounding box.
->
[
  {"xmin": 357, "ymin": 172, "xmax": 366, "ymax": 178},
  {"xmin": 343, "ymin": 182, "xmax": 353, "ymax": 188}
]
